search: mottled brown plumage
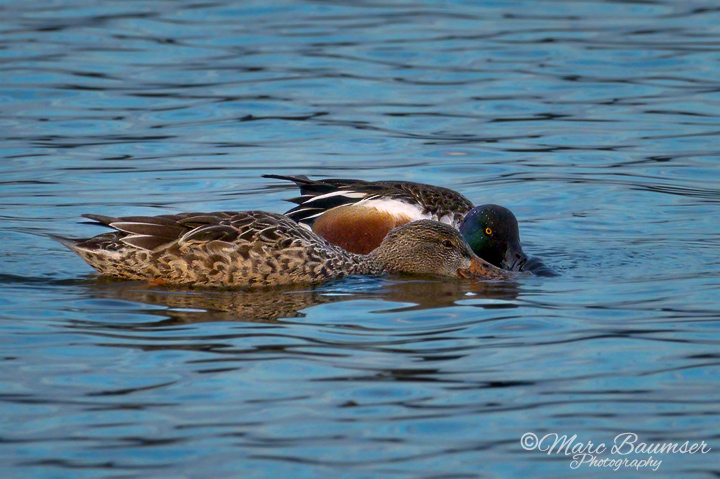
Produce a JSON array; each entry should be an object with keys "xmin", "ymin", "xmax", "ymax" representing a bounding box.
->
[{"xmin": 55, "ymin": 211, "xmax": 511, "ymax": 288}]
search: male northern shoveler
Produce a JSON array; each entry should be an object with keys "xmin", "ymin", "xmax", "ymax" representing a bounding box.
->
[
  {"xmin": 54, "ymin": 211, "xmax": 511, "ymax": 288},
  {"xmin": 264, "ymin": 175, "xmax": 528, "ymax": 271}
]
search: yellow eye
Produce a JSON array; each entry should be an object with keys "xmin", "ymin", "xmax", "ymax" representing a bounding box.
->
[{"xmin": 485, "ymin": 227, "xmax": 493, "ymax": 236}]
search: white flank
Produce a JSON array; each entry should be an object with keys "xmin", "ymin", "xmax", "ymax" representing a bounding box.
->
[{"xmin": 356, "ymin": 198, "xmax": 429, "ymax": 221}]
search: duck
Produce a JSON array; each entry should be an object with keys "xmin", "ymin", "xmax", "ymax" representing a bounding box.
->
[
  {"xmin": 264, "ymin": 175, "xmax": 528, "ymax": 271},
  {"xmin": 54, "ymin": 211, "xmax": 512, "ymax": 288}
]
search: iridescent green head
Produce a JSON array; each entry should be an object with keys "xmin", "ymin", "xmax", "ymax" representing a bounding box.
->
[{"xmin": 458, "ymin": 205, "xmax": 527, "ymax": 271}]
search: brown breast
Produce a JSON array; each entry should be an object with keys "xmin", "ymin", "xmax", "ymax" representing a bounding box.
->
[{"xmin": 312, "ymin": 205, "xmax": 412, "ymax": 255}]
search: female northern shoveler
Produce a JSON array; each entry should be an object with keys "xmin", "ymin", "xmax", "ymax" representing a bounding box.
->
[
  {"xmin": 264, "ymin": 175, "xmax": 528, "ymax": 271},
  {"xmin": 55, "ymin": 211, "xmax": 511, "ymax": 288}
]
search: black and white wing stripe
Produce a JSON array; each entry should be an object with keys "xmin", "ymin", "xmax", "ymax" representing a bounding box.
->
[
  {"xmin": 264, "ymin": 175, "xmax": 385, "ymax": 225},
  {"xmin": 264, "ymin": 174, "xmax": 473, "ymax": 227}
]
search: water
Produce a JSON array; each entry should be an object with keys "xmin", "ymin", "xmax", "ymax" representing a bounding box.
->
[{"xmin": 2, "ymin": 0, "xmax": 720, "ymax": 477}]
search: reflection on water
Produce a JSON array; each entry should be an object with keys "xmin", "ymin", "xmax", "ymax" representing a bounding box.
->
[
  {"xmin": 2, "ymin": 0, "xmax": 720, "ymax": 478},
  {"xmin": 83, "ymin": 277, "xmax": 521, "ymax": 324}
]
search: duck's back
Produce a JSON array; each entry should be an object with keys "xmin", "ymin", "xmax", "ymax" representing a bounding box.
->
[{"xmin": 58, "ymin": 211, "xmax": 369, "ymax": 287}]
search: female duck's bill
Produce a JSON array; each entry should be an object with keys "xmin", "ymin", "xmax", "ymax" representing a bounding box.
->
[
  {"xmin": 55, "ymin": 211, "xmax": 513, "ymax": 288},
  {"xmin": 263, "ymin": 174, "xmax": 528, "ymax": 272}
]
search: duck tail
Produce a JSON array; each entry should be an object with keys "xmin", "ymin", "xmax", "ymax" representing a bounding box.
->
[
  {"xmin": 49, "ymin": 234, "xmax": 83, "ymax": 252},
  {"xmin": 262, "ymin": 174, "xmax": 312, "ymax": 186}
]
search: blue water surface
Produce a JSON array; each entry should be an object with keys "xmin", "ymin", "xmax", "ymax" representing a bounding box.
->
[{"xmin": 1, "ymin": 1, "xmax": 720, "ymax": 478}]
